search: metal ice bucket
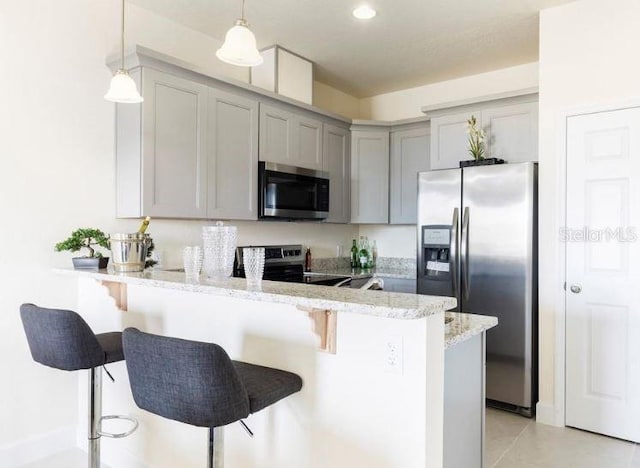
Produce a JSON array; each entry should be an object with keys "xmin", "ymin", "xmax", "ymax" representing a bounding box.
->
[{"xmin": 109, "ymin": 233, "xmax": 151, "ymax": 272}]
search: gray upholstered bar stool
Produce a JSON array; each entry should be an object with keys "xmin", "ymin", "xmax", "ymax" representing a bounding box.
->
[
  {"xmin": 20, "ymin": 303, "xmax": 138, "ymax": 468},
  {"xmin": 122, "ymin": 328, "xmax": 303, "ymax": 468}
]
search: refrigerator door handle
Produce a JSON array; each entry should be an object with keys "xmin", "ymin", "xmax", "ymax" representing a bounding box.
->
[
  {"xmin": 461, "ymin": 207, "xmax": 470, "ymax": 300},
  {"xmin": 450, "ymin": 208, "xmax": 459, "ymax": 300}
]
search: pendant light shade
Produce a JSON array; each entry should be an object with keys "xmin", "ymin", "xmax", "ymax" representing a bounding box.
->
[
  {"xmin": 105, "ymin": 0, "xmax": 143, "ymax": 103},
  {"xmin": 216, "ymin": 1, "xmax": 263, "ymax": 67},
  {"xmin": 105, "ymin": 69, "xmax": 143, "ymax": 103}
]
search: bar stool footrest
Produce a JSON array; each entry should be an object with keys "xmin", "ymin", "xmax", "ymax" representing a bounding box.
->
[{"xmin": 98, "ymin": 415, "xmax": 139, "ymax": 439}]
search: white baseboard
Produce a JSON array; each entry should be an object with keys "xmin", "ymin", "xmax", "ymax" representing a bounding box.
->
[
  {"xmin": 0, "ymin": 425, "xmax": 76, "ymax": 468},
  {"xmin": 536, "ymin": 402, "xmax": 564, "ymax": 427}
]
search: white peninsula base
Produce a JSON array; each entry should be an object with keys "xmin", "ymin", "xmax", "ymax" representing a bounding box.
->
[{"xmin": 71, "ymin": 275, "xmax": 450, "ymax": 468}]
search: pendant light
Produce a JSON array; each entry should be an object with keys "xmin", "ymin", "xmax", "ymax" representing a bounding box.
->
[
  {"xmin": 216, "ymin": 0, "xmax": 263, "ymax": 67},
  {"xmin": 105, "ymin": 0, "xmax": 143, "ymax": 103}
]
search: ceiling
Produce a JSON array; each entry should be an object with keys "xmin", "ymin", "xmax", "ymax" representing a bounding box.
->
[{"xmin": 129, "ymin": 0, "xmax": 573, "ymax": 98}]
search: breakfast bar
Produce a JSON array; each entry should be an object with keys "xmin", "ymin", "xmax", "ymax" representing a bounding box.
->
[{"xmin": 58, "ymin": 268, "xmax": 495, "ymax": 468}]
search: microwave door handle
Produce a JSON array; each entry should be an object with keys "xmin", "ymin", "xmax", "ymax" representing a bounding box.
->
[
  {"xmin": 450, "ymin": 208, "xmax": 459, "ymax": 301},
  {"xmin": 461, "ymin": 207, "xmax": 470, "ymax": 301}
]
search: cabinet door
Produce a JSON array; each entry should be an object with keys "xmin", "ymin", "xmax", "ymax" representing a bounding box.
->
[
  {"xmin": 383, "ymin": 278, "xmax": 417, "ymax": 293},
  {"xmin": 142, "ymin": 69, "xmax": 208, "ymax": 218},
  {"xmin": 296, "ymin": 115, "xmax": 323, "ymax": 170},
  {"xmin": 207, "ymin": 88, "xmax": 259, "ymax": 220},
  {"xmin": 259, "ymin": 103, "xmax": 295, "ymax": 166},
  {"xmin": 483, "ymin": 102, "xmax": 538, "ymax": 162},
  {"xmin": 323, "ymin": 124, "xmax": 350, "ymax": 223},
  {"xmin": 390, "ymin": 127, "xmax": 430, "ymax": 224},
  {"xmin": 430, "ymin": 112, "xmax": 476, "ymax": 170},
  {"xmin": 350, "ymin": 130, "xmax": 390, "ymax": 224}
]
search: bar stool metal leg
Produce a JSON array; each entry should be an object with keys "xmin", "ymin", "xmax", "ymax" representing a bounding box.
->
[
  {"xmin": 208, "ymin": 427, "xmax": 224, "ymax": 468},
  {"xmin": 88, "ymin": 367, "xmax": 102, "ymax": 468},
  {"xmin": 208, "ymin": 427, "xmax": 214, "ymax": 468}
]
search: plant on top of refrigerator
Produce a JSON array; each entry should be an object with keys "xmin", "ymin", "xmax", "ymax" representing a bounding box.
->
[{"xmin": 466, "ymin": 115, "xmax": 486, "ymax": 161}]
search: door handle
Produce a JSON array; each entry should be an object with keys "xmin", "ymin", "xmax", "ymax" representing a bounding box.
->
[
  {"xmin": 570, "ymin": 284, "xmax": 582, "ymax": 294},
  {"xmin": 460, "ymin": 207, "xmax": 470, "ymax": 300},
  {"xmin": 450, "ymin": 208, "xmax": 459, "ymax": 300}
]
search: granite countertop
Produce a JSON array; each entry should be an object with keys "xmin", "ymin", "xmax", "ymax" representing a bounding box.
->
[
  {"xmin": 444, "ymin": 312, "xmax": 498, "ymax": 349},
  {"xmin": 56, "ymin": 268, "xmax": 456, "ymax": 320}
]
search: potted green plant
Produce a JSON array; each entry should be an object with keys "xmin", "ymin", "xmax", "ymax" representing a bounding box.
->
[
  {"xmin": 55, "ymin": 228, "xmax": 110, "ymax": 269},
  {"xmin": 459, "ymin": 115, "xmax": 504, "ymax": 167}
]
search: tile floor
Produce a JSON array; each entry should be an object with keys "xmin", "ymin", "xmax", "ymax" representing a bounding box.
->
[
  {"xmin": 486, "ymin": 407, "xmax": 640, "ymax": 468},
  {"xmin": 19, "ymin": 409, "xmax": 640, "ymax": 467}
]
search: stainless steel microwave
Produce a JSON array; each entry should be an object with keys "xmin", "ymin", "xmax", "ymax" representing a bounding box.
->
[{"xmin": 258, "ymin": 162, "xmax": 330, "ymax": 220}]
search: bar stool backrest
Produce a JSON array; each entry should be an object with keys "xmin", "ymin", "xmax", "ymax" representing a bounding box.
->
[
  {"xmin": 20, "ymin": 303, "xmax": 105, "ymax": 371},
  {"xmin": 123, "ymin": 328, "xmax": 251, "ymax": 428}
]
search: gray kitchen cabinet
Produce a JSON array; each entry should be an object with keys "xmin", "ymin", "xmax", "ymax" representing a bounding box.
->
[
  {"xmin": 350, "ymin": 129, "xmax": 390, "ymax": 224},
  {"xmin": 483, "ymin": 102, "xmax": 538, "ymax": 163},
  {"xmin": 259, "ymin": 103, "xmax": 324, "ymax": 170},
  {"xmin": 114, "ymin": 50, "xmax": 353, "ymax": 221},
  {"xmin": 259, "ymin": 103, "xmax": 295, "ymax": 166},
  {"xmin": 323, "ymin": 124, "xmax": 351, "ymax": 223},
  {"xmin": 382, "ymin": 277, "xmax": 416, "ymax": 293},
  {"xmin": 390, "ymin": 126, "xmax": 430, "ymax": 224},
  {"xmin": 444, "ymin": 333, "xmax": 485, "ymax": 468},
  {"xmin": 430, "ymin": 112, "xmax": 475, "ymax": 170},
  {"xmin": 296, "ymin": 115, "xmax": 324, "ymax": 170},
  {"xmin": 116, "ymin": 68, "xmax": 208, "ymax": 218},
  {"xmin": 430, "ymin": 98, "xmax": 538, "ymax": 170},
  {"xmin": 207, "ymin": 88, "xmax": 259, "ymax": 220},
  {"xmin": 116, "ymin": 68, "xmax": 260, "ymax": 220}
]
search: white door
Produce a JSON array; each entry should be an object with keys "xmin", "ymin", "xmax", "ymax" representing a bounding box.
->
[{"xmin": 566, "ymin": 107, "xmax": 640, "ymax": 442}]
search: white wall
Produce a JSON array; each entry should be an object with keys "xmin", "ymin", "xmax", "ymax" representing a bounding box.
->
[
  {"xmin": 360, "ymin": 62, "xmax": 539, "ymax": 121},
  {"xmin": 313, "ymin": 81, "xmax": 361, "ymax": 119},
  {"xmin": 0, "ymin": 0, "xmax": 356, "ymax": 460},
  {"xmin": 358, "ymin": 225, "xmax": 416, "ymax": 259},
  {"xmin": 537, "ymin": 0, "xmax": 640, "ymax": 425}
]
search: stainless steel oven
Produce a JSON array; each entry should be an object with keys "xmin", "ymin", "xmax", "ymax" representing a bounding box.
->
[{"xmin": 258, "ymin": 162, "xmax": 330, "ymax": 220}]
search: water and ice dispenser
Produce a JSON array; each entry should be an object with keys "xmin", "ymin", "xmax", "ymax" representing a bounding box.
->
[{"xmin": 418, "ymin": 225, "xmax": 454, "ymax": 297}]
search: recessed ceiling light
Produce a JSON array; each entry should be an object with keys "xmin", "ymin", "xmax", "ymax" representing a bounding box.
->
[{"xmin": 353, "ymin": 5, "xmax": 376, "ymax": 20}]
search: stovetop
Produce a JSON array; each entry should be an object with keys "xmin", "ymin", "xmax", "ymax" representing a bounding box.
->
[{"xmin": 234, "ymin": 244, "xmax": 351, "ymax": 286}]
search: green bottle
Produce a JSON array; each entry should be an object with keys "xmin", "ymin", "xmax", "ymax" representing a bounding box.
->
[
  {"xmin": 350, "ymin": 239, "xmax": 359, "ymax": 268},
  {"xmin": 359, "ymin": 238, "xmax": 369, "ymax": 269}
]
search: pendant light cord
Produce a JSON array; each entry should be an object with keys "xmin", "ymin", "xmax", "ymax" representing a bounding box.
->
[
  {"xmin": 121, "ymin": 0, "xmax": 126, "ymax": 70},
  {"xmin": 241, "ymin": 0, "xmax": 246, "ymax": 20}
]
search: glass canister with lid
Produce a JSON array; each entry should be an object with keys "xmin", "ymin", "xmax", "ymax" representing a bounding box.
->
[{"xmin": 202, "ymin": 221, "xmax": 238, "ymax": 280}]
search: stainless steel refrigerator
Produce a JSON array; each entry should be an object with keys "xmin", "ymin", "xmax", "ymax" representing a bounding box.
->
[{"xmin": 417, "ymin": 162, "xmax": 538, "ymax": 416}]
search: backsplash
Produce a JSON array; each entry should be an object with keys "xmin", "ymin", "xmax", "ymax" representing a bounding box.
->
[{"xmin": 312, "ymin": 256, "xmax": 416, "ymax": 272}]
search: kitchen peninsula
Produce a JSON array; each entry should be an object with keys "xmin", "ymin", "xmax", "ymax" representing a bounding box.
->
[{"xmin": 58, "ymin": 268, "xmax": 496, "ymax": 468}]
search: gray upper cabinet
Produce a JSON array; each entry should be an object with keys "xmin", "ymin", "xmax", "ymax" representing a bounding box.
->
[
  {"xmin": 430, "ymin": 98, "xmax": 538, "ymax": 170},
  {"xmin": 296, "ymin": 115, "xmax": 323, "ymax": 170},
  {"xmin": 390, "ymin": 126, "xmax": 430, "ymax": 224},
  {"xmin": 350, "ymin": 129, "xmax": 390, "ymax": 224},
  {"xmin": 141, "ymin": 68, "xmax": 208, "ymax": 218},
  {"xmin": 483, "ymin": 102, "xmax": 538, "ymax": 163},
  {"xmin": 430, "ymin": 112, "xmax": 474, "ymax": 171},
  {"xmin": 116, "ymin": 68, "xmax": 259, "ymax": 220},
  {"xmin": 207, "ymin": 88, "xmax": 259, "ymax": 220},
  {"xmin": 259, "ymin": 103, "xmax": 295, "ymax": 166},
  {"xmin": 259, "ymin": 103, "xmax": 324, "ymax": 170},
  {"xmin": 323, "ymin": 124, "xmax": 351, "ymax": 224}
]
